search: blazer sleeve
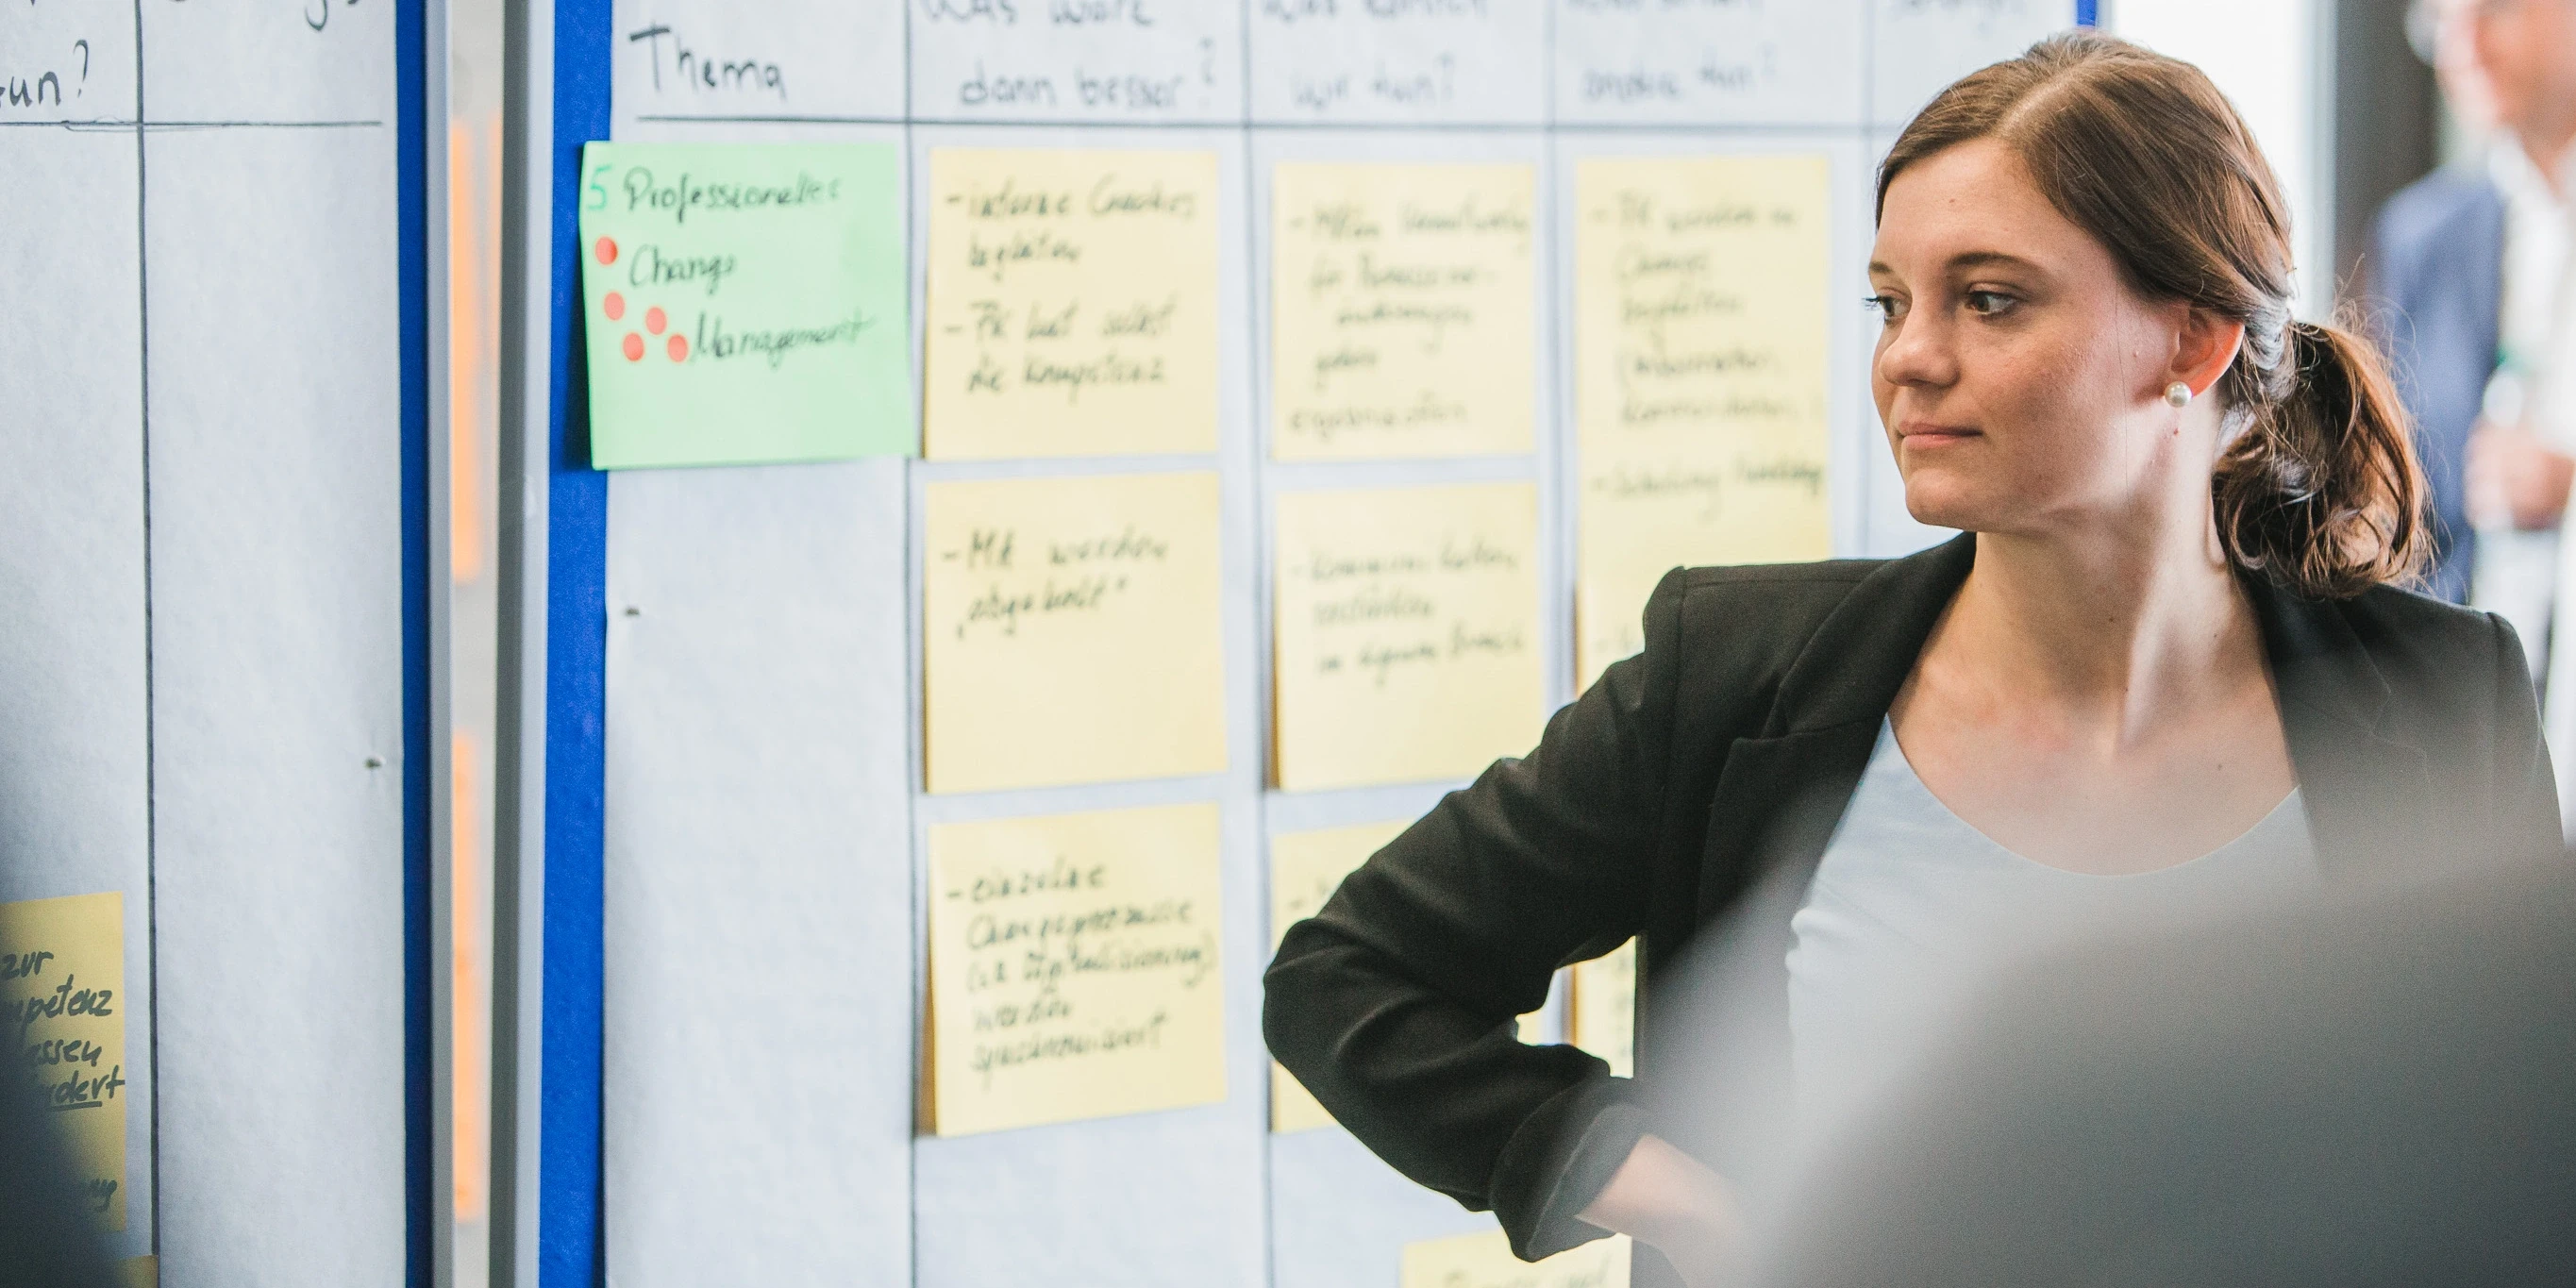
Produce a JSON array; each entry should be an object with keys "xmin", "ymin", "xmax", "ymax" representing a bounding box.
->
[
  {"xmin": 1263, "ymin": 569, "xmax": 1688, "ymax": 1260},
  {"xmin": 2484, "ymin": 612, "xmax": 2562, "ymax": 852}
]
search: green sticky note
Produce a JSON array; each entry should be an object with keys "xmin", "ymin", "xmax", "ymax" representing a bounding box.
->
[{"xmin": 577, "ymin": 142, "xmax": 912, "ymax": 468}]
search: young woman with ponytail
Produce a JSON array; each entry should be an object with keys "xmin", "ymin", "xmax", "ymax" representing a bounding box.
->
[{"xmin": 1264, "ymin": 31, "xmax": 2562, "ymax": 1288}]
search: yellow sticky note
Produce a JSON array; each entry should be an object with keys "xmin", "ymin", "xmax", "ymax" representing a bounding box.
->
[
  {"xmin": 1270, "ymin": 161, "xmax": 1536, "ymax": 460},
  {"xmin": 925, "ymin": 148, "xmax": 1222, "ymax": 459},
  {"xmin": 1267, "ymin": 820, "xmax": 1410, "ymax": 1133},
  {"xmin": 1522, "ymin": 1005, "xmax": 1554, "ymax": 1045},
  {"xmin": 1575, "ymin": 156, "xmax": 1833, "ymax": 688},
  {"xmin": 1401, "ymin": 1229, "xmax": 1632, "ymax": 1288},
  {"xmin": 1273, "ymin": 482, "xmax": 1545, "ymax": 792},
  {"xmin": 120, "ymin": 1256, "xmax": 156, "ymax": 1288},
  {"xmin": 2, "ymin": 892, "xmax": 127, "ymax": 1231},
  {"xmin": 925, "ymin": 804, "xmax": 1227, "ymax": 1136},
  {"xmin": 922, "ymin": 472, "xmax": 1228, "ymax": 794},
  {"xmin": 1571, "ymin": 939, "xmax": 1637, "ymax": 1079}
]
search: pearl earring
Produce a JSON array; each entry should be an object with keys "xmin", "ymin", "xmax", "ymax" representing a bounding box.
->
[{"xmin": 2165, "ymin": 381, "xmax": 2193, "ymax": 408}]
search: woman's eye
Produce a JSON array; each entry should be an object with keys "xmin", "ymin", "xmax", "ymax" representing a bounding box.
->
[
  {"xmin": 1865, "ymin": 293, "xmax": 1907, "ymax": 323},
  {"xmin": 1964, "ymin": 290, "xmax": 2019, "ymax": 317}
]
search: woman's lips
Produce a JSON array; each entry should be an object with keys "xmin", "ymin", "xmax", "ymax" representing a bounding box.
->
[{"xmin": 1899, "ymin": 423, "xmax": 1980, "ymax": 448}]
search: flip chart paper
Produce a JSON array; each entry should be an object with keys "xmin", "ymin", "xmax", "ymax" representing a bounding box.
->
[
  {"xmin": 925, "ymin": 803, "xmax": 1228, "ymax": 1136},
  {"xmin": 1575, "ymin": 156, "xmax": 1832, "ymax": 688},
  {"xmin": 1873, "ymin": 0, "xmax": 2069, "ymax": 127},
  {"xmin": 1246, "ymin": 0, "xmax": 1546, "ymax": 125},
  {"xmin": 925, "ymin": 149, "xmax": 1223, "ymax": 459},
  {"xmin": 576, "ymin": 142, "xmax": 910, "ymax": 469},
  {"xmin": 1274, "ymin": 482, "xmax": 1545, "ymax": 792},
  {"xmin": 908, "ymin": 4, "xmax": 1245, "ymax": 125},
  {"xmin": 1267, "ymin": 820, "xmax": 1410, "ymax": 1133},
  {"xmin": 610, "ymin": 2, "xmax": 904, "ymax": 123},
  {"xmin": 1270, "ymin": 162, "xmax": 1536, "ymax": 460},
  {"xmin": 1399, "ymin": 1229, "xmax": 1632, "ymax": 1288},
  {"xmin": 922, "ymin": 472, "xmax": 1228, "ymax": 794},
  {"xmin": 1, "ymin": 893, "xmax": 126, "ymax": 1231},
  {"xmin": 1553, "ymin": 1, "xmax": 1862, "ymax": 127},
  {"xmin": 1571, "ymin": 940, "xmax": 1637, "ymax": 1079}
]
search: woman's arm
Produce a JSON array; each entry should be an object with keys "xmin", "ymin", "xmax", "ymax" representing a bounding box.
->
[
  {"xmin": 2486, "ymin": 612, "xmax": 2561, "ymax": 851},
  {"xmin": 1263, "ymin": 572, "xmax": 1691, "ymax": 1260}
]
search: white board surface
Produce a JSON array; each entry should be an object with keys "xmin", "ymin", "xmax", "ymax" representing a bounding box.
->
[
  {"xmin": 1553, "ymin": 0, "xmax": 1865, "ymax": 127},
  {"xmin": 1247, "ymin": 0, "xmax": 1548, "ymax": 126},
  {"xmin": 603, "ymin": 461, "xmax": 917, "ymax": 1286},
  {"xmin": 0, "ymin": 0, "xmax": 408, "ymax": 1278},
  {"xmin": 0, "ymin": 119, "xmax": 156, "ymax": 1264}
]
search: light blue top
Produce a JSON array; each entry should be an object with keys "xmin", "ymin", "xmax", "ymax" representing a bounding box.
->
[{"xmin": 1787, "ymin": 718, "xmax": 2319, "ymax": 1112}]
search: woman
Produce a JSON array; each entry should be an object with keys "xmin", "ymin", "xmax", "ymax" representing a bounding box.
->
[{"xmin": 1263, "ymin": 31, "xmax": 2559, "ymax": 1287}]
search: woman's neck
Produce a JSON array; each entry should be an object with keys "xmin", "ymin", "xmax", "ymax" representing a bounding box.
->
[{"xmin": 1949, "ymin": 513, "xmax": 2262, "ymax": 740}]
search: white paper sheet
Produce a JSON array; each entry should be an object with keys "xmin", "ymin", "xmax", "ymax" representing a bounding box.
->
[
  {"xmin": 611, "ymin": 0, "xmax": 906, "ymax": 125},
  {"xmin": 604, "ymin": 461, "xmax": 918, "ymax": 1286},
  {"xmin": 1553, "ymin": 0, "xmax": 1865, "ymax": 127},
  {"xmin": 1246, "ymin": 0, "xmax": 1547, "ymax": 126},
  {"xmin": 1870, "ymin": 0, "xmax": 2075, "ymax": 126},
  {"xmin": 143, "ymin": 123, "xmax": 407, "ymax": 1285},
  {"xmin": 908, "ymin": 1, "xmax": 1246, "ymax": 125},
  {"xmin": 0, "ymin": 118, "xmax": 156, "ymax": 1264}
]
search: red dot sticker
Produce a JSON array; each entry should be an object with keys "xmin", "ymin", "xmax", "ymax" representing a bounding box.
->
[
  {"xmin": 644, "ymin": 306, "xmax": 666, "ymax": 336},
  {"xmin": 594, "ymin": 236, "xmax": 618, "ymax": 265},
  {"xmin": 603, "ymin": 292, "xmax": 626, "ymax": 321},
  {"xmin": 666, "ymin": 334, "xmax": 689, "ymax": 362},
  {"xmin": 622, "ymin": 332, "xmax": 644, "ymax": 361}
]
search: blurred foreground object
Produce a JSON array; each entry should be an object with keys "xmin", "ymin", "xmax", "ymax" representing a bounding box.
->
[
  {"xmin": 1735, "ymin": 852, "xmax": 2576, "ymax": 1287},
  {"xmin": 0, "ymin": 1075, "xmax": 124, "ymax": 1288}
]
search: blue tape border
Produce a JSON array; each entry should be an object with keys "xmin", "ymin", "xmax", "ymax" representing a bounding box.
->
[
  {"xmin": 2077, "ymin": 0, "xmax": 2099, "ymax": 26},
  {"xmin": 543, "ymin": 0, "xmax": 612, "ymax": 1284},
  {"xmin": 396, "ymin": 0, "xmax": 433, "ymax": 1282}
]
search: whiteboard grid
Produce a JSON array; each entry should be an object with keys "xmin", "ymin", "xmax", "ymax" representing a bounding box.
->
[
  {"xmin": 0, "ymin": 0, "xmax": 414, "ymax": 1281},
  {"xmin": 593, "ymin": 5, "xmax": 2075, "ymax": 1286}
]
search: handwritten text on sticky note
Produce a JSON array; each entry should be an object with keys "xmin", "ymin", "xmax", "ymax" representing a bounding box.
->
[
  {"xmin": 922, "ymin": 472, "xmax": 1229, "ymax": 794},
  {"xmin": 926, "ymin": 148, "xmax": 1224, "ymax": 459},
  {"xmin": 927, "ymin": 804, "xmax": 1227, "ymax": 1136},
  {"xmin": 3, "ymin": 892, "xmax": 126, "ymax": 1230},
  {"xmin": 577, "ymin": 142, "xmax": 910, "ymax": 468},
  {"xmin": 1274, "ymin": 482, "xmax": 1544, "ymax": 792},
  {"xmin": 1270, "ymin": 161, "xmax": 1535, "ymax": 460},
  {"xmin": 1575, "ymin": 156, "xmax": 1832, "ymax": 686}
]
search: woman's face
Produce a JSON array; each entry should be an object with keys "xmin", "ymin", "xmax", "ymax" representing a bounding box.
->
[{"xmin": 1867, "ymin": 139, "xmax": 2210, "ymax": 538}]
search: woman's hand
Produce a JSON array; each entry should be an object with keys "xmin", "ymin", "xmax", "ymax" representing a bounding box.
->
[
  {"xmin": 2467, "ymin": 422, "xmax": 2576, "ymax": 530},
  {"xmin": 1577, "ymin": 1133, "xmax": 1743, "ymax": 1287}
]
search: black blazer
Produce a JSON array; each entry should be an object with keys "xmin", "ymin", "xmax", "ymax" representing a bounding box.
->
[{"xmin": 1263, "ymin": 535, "xmax": 2558, "ymax": 1277}]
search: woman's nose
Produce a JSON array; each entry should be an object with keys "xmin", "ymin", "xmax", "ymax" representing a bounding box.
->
[{"xmin": 1876, "ymin": 312, "xmax": 1956, "ymax": 390}]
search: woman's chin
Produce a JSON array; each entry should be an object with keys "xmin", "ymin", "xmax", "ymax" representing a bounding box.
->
[{"xmin": 1899, "ymin": 478, "xmax": 1986, "ymax": 531}]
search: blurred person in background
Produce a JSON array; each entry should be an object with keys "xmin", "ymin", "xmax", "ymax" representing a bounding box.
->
[
  {"xmin": 2375, "ymin": 0, "xmax": 2576, "ymax": 822},
  {"xmin": 1269, "ymin": 32, "xmax": 2559, "ymax": 1288}
]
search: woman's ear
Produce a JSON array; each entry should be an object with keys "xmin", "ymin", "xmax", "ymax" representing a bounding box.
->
[{"xmin": 2170, "ymin": 308, "xmax": 2247, "ymax": 401}]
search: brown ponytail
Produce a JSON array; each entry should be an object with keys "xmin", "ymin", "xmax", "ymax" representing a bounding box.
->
[
  {"xmin": 2214, "ymin": 319, "xmax": 2426, "ymax": 596},
  {"xmin": 1881, "ymin": 31, "xmax": 2427, "ymax": 598}
]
